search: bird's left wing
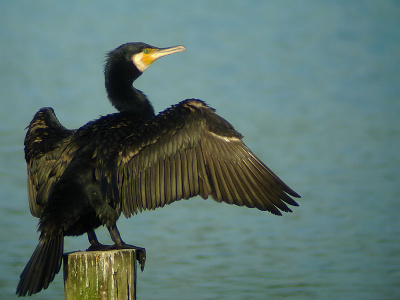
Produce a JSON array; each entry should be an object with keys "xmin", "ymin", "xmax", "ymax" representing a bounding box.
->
[{"xmin": 104, "ymin": 99, "xmax": 299, "ymax": 217}]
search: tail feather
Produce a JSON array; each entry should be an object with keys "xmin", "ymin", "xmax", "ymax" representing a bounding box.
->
[{"xmin": 16, "ymin": 234, "xmax": 64, "ymax": 297}]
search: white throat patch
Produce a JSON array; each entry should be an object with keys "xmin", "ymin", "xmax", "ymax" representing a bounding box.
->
[{"xmin": 132, "ymin": 52, "xmax": 148, "ymax": 72}]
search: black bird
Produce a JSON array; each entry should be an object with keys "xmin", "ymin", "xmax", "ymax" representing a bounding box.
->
[{"xmin": 17, "ymin": 42, "xmax": 300, "ymax": 296}]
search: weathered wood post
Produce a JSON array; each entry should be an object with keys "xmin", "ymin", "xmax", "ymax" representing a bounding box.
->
[{"xmin": 63, "ymin": 249, "xmax": 137, "ymax": 300}]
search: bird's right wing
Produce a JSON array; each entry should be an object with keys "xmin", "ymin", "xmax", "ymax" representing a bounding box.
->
[
  {"xmin": 107, "ymin": 99, "xmax": 300, "ymax": 218},
  {"xmin": 24, "ymin": 108, "xmax": 78, "ymax": 217}
]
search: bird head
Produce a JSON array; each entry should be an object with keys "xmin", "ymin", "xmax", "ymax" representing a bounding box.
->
[{"xmin": 106, "ymin": 42, "xmax": 186, "ymax": 77}]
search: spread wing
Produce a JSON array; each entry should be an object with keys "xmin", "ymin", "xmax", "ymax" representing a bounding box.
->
[
  {"xmin": 24, "ymin": 108, "xmax": 79, "ymax": 217},
  {"xmin": 106, "ymin": 99, "xmax": 300, "ymax": 217}
]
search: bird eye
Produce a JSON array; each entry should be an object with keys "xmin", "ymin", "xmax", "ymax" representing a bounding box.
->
[{"xmin": 143, "ymin": 48, "xmax": 150, "ymax": 54}]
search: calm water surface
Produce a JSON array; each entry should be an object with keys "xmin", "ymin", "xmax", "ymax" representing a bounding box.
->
[{"xmin": 1, "ymin": 1, "xmax": 399, "ymax": 299}]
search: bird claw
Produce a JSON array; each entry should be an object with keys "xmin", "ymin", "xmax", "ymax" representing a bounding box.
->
[
  {"xmin": 136, "ymin": 248, "xmax": 146, "ymax": 272},
  {"xmin": 117, "ymin": 243, "xmax": 146, "ymax": 272}
]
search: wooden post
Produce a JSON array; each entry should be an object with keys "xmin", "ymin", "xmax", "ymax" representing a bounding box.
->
[{"xmin": 63, "ymin": 249, "xmax": 137, "ymax": 300}]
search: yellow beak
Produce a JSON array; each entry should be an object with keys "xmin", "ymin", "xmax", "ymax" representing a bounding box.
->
[{"xmin": 142, "ymin": 45, "xmax": 186, "ymax": 66}]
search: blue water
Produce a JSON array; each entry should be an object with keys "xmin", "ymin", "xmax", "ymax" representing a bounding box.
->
[{"xmin": 1, "ymin": 1, "xmax": 399, "ymax": 299}]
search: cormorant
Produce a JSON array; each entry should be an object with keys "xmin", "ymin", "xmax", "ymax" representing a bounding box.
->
[{"xmin": 17, "ymin": 42, "xmax": 300, "ymax": 296}]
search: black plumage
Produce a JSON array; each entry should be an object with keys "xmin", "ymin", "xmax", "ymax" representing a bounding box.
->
[{"xmin": 17, "ymin": 42, "xmax": 300, "ymax": 296}]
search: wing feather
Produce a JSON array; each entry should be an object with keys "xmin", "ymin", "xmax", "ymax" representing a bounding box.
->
[
  {"xmin": 140, "ymin": 169, "xmax": 147, "ymax": 210},
  {"xmin": 216, "ymin": 159, "xmax": 236, "ymax": 204},
  {"xmin": 154, "ymin": 157, "xmax": 161, "ymax": 207},
  {"xmin": 175, "ymin": 151, "xmax": 183, "ymax": 201},
  {"xmin": 196, "ymin": 145, "xmax": 212, "ymax": 199},
  {"xmin": 181, "ymin": 150, "xmax": 190, "ymax": 199},
  {"xmin": 169, "ymin": 155, "xmax": 177, "ymax": 203},
  {"xmin": 206, "ymin": 154, "xmax": 222, "ymax": 201},
  {"xmin": 190, "ymin": 148, "xmax": 200, "ymax": 196},
  {"xmin": 164, "ymin": 155, "xmax": 171, "ymax": 205}
]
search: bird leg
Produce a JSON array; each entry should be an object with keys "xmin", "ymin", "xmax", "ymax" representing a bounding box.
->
[
  {"xmin": 108, "ymin": 224, "xmax": 146, "ymax": 271},
  {"xmin": 86, "ymin": 226, "xmax": 146, "ymax": 271},
  {"xmin": 86, "ymin": 229, "xmax": 112, "ymax": 251}
]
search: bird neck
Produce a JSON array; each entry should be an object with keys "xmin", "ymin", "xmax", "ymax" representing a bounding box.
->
[{"xmin": 105, "ymin": 69, "xmax": 155, "ymax": 120}]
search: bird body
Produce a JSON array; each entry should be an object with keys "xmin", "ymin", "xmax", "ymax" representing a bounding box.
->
[{"xmin": 17, "ymin": 42, "xmax": 300, "ymax": 296}]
